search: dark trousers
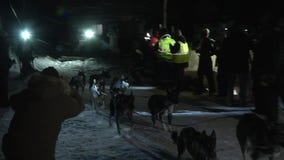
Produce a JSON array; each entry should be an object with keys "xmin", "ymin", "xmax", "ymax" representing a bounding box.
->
[
  {"xmin": 157, "ymin": 60, "xmax": 175, "ymax": 86},
  {"xmin": 197, "ymin": 68, "xmax": 216, "ymax": 95},
  {"xmin": 0, "ymin": 69, "xmax": 9, "ymax": 107},
  {"xmin": 217, "ymin": 67, "xmax": 228, "ymax": 97},
  {"xmin": 174, "ymin": 63, "xmax": 187, "ymax": 90},
  {"xmin": 226, "ymin": 73, "xmax": 248, "ymax": 105}
]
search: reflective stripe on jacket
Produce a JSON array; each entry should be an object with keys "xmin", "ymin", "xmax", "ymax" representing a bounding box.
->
[
  {"xmin": 177, "ymin": 41, "xmax": 189, "ymax": 54},
  {"xmin": 158, "ymin": 35, "xmax": 176, "ymax": 60}
]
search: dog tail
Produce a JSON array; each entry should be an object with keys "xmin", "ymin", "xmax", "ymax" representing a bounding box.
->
[{"xmin": 171, "ymin": 131, "xmax": 178, "ymax": 144}]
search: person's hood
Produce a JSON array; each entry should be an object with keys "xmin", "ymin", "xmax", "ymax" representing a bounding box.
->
[
  {"xmin": 160, "ymin": 34, "xmax": 171, "ymax": 39},
  {"xmin": 27, "ymin": 74, "xmax": 72, "ymax": 99}
]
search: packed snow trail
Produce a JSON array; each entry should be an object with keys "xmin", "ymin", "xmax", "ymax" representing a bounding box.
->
[{"xmin": 0, "ymin": 104, "xmax": 177, "ymax": 160}]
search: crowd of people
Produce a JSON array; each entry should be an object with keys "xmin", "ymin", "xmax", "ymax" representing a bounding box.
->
[
  {"xmin": 143, "ymin": 17, "xmax": 283, "ymax": 122},
  {"xmin": 146, "ymin": 20, "xmax": 279, "ymax": 105}
]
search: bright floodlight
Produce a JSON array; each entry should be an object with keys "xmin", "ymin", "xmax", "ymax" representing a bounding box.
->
[
  {"xmin": 20, "ymin": 30, "xmax": 31, "ymax": 41},
  {"xmin": 84, "ymin": 29, "xmax": 95, "ymax": 39}
]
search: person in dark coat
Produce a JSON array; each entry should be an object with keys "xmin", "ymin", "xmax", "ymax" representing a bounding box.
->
[
  {"xmin": 0, "ymin": 29, "xmax": 12, "ymax": 108},
  {"xmin": 216, "ymin": 28, "xmax": 229, "ymax": 98},
  {"xmin": 1, "ymin": 67, "xmax": 84, "ymax": 160},
  {"xmin": 156, "ymin": 28, "xmax": 176, "ymax": 88},
  {"xmin": 196, "ymin": 28, "xmax": 216, "ymax": 96},
  {"xmin": 223, "ymin": 23, "xmax": 252, "ymax": 106},
  {"xmin": 16, "ymin": 41, "xmax": 35, "ymax": 77},
  {"xmin": 252, "ymin": 15, "xmax": 281, "ymax": 122},
  {"xmin": 171, "ymin": 29, "xmax": 190, "ymax": 91}
]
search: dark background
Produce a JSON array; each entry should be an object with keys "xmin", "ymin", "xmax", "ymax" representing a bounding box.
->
[{"xmin": 0, "ymin": 0, "xmax": 282, "ymax": 56}]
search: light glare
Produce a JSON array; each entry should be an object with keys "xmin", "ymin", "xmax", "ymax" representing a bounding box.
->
[
  {"xmin": 21, "ymin": 30, "xmax": 31, "ymax": 40},
  {"xmin": 84, "ymin": 29, "xmax": 95, "ymax": 39}
]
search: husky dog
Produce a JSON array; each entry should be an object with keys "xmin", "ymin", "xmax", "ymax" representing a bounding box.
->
[
  {"xmin": 236, "ymin": 113, "xmax": 284, "ymax": 160},
  {"xmin": 109, "ymin": 75, "xmax": 130, "ymax": 96},
  {"xmin": 109, "ymin": 92, "xmax": 135, "ymax": 134},
  {"xmin": 171, "ymin": 127, "xmax": 217, "ymax": 160},
  {"xmin": 147, "ymin": 87, "xmax": 180, "ymax": 131},
  {"xmin": 88, "ymin": 70, "xmax": 110, "ymax": 91},
  {"xmin": 90, "ymin": 79, "xmax": 107, "ymax": 112},
  {"xmin": 69, "ymin": 71, "xmax": 86, "ymax": 95}
]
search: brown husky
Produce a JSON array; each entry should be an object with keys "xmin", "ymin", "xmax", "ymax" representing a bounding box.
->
[
  {"xmin": 147, "ymin": 87, "xmax": 180, "ymax": 131},
  {"xmin": 236, "ymin": 113, "xmax": 284, "ymax": 160}
]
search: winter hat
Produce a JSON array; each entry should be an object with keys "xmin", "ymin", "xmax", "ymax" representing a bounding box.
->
[{"xmin": 41, "ymin": 67, "xmax": 59, "ymax": 77}]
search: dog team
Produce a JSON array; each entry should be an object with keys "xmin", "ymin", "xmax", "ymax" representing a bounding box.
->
[
  {"xmin": 69, "ymin": 69, "xmax": 284, "ymax": 160},
  {"xmin": 68, "ymin": 69, "xmax": 217, "ymax": 160}
]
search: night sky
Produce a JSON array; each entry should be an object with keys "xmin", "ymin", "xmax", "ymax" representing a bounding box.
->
[
  {"xmin": 2, "ymin": 0, "xmax": 281, "ymax": 25},
  {"xmin": 0, "ymin": 0, "xmax": 282, "ymax": 44}
]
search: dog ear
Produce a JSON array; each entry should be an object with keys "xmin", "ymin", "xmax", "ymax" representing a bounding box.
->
[{"xmin": 210, "ymin": 130, "xmax": 216, "ymax": 139}]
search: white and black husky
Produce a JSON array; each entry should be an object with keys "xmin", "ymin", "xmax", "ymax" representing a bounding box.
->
[{"xmin": 90, "ymin": 79, "xmax": 107, "ymax": 112}]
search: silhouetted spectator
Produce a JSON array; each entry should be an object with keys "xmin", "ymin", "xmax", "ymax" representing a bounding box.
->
[
  {"xmin": 16, "ymin": 40, "xmax": 35, "ymax": 77},
  {"xmin": 2, "ymin": 67, "xmax": 84, "ymax": 160},
  {"xmin": 107, "ymin": 27, "xmax": 119, "ymax": 53},
  {"xmin": 147, "ymin": 29, "xmax": 160, "ymax": 68},
  {"xmin": 223, "ymin": 22, "xmax": 252, "ymax": 106},
  {"xmin": 156, "ymin": 28, "xmax": 176, "ymax": 87},
  {"xmin": 149, "ymin": 29, "xmax": 160, "ymax": 55},
  {"xmin": 172, "ymin": 29, "xmax": 190, "ymax": 90},
  {"xmin": 216, "ymin": 28, "xmax": 229, "ymax": 97},
  {"xmin": 196, "ymin": 28, "xmax": 216, "ymax": 96},
  {"xmin": 0, "ymin": 29, "xmax": 12, "ymax": 108},
  {"xmin": 146, "ymin": 28, "xmax": 161, "ymax": 84},
  {"xmin": 252, "ymin": 15, "xmax": 281, "ymax": 122}
]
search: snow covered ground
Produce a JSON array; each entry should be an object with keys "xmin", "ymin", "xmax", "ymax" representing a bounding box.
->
[{"xmin": 1, "ymin": 55, "xmax": 283, "ymax": 160}]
